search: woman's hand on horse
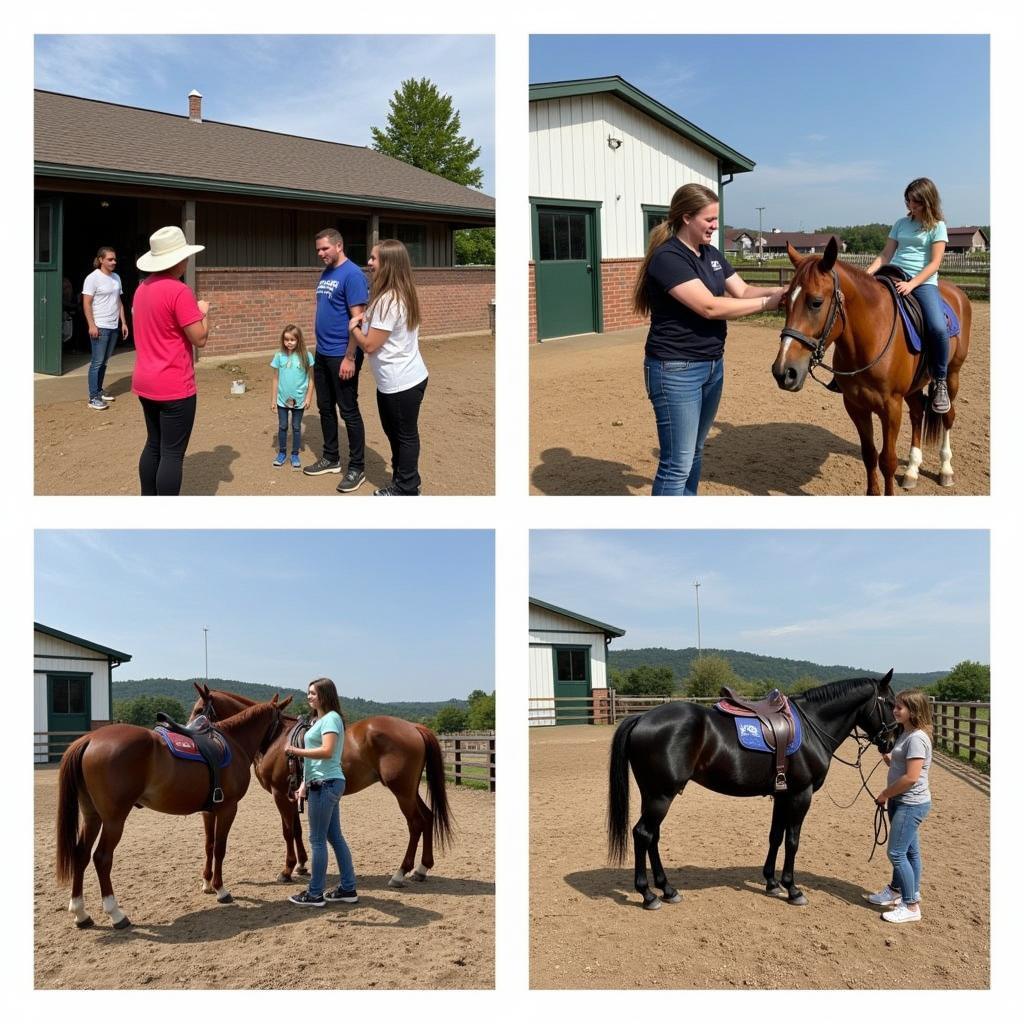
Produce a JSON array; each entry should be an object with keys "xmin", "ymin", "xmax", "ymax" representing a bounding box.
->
[
  {"xmin": 895, "ymin": 281, "xmax": 914, "ymax": 296},
  {"xmin": 767, "ymin": 289, "xmax": 786, "ymax": 311}
]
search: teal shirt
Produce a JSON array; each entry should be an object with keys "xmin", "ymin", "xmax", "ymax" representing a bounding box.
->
[
  {"xmin": 271, "ymin": 350, "xmax": 314, "ymax": 407},
  {"xmin": 889, "ymin": 217, "xmax": 948, "ymax": 287},
  {"xmin": 303, "ymin": 710, "xmax": 345, "ymax": 783}
]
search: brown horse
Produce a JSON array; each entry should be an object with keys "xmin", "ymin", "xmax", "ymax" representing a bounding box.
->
[
  {"xmin": 56, "ymin": 697, "xmax": 287, "ymax": 929},
  {"xmin": 190, "ymin": 684, "xmax": 454, "ymax": 887},
  {"xmin": 771, "ymin": 238, "xmax": 971, "ymax": 495}
]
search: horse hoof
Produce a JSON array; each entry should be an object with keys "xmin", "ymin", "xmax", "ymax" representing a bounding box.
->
[
  {"xmin": 939, "ymin": 475, "xmax": 954, "ymax": 488},
  {"xmin": 296, "ymin": 866, "xmax": 310, "ymax": 877},
  {"xmin": 788, "ymin": 893, "xmax": 808, "ymax": 906},
  {"xmin": 643, "ymin": 897, "xmax": 663, "ymax": 911},
  {"xmin": 388, "ymin": 875, "xmax": 407, "ymax": 888},
  {"xmin": 663, "ymin": 892, "xmax": 681, "ymax": 904},
  {"xmin": 113, "ymin": 916, "xmax": 132, "ymax": 930},
  {"xmin": 411, "ymin": 871, "xmax": 428, "ymax": 882},
  {"xmin": 75, "ymin": 916, "xmax": 94, "ymax": 929},
  {"xmin": 901, "ymin": 474, "xmax": 918, "ymax": 490},
  {"xmin": 277, "ymin": 873, "xmax": 292, "ymax": 883},
  {"xmin": 217, "ymin": 893, "xmax": 234, "ymax": 904}
]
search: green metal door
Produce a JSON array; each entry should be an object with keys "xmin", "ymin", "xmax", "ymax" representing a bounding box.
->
[
  {"xmin": 34, "ymin": 196, "xmax": 64, "ymax": 375},
  {"xmin": 46, "ymin": 673, "xmax": 91, "ymax": 762},
  {"xmin": 534, "ymin": 204, "xmax": 599, "ymax": 340},
  {"xmin": 552, "ymin": 646, "xmax": 592, "ymax": 725}
]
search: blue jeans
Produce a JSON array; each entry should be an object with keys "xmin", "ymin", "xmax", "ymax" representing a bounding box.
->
[
  {"xmin": 307, "ymin": 778, "xmax": 355, "ymax": 899},
  {"xmin": 887, "ymin": 799, "xmax": 930, "ymax": 904},
  {"xmin": 644, "ymin": 355, "xmax": 724, "ymax": 495},
  {"xmin": 913, "ymin": 284, "xmax": 948, "ymax": 380},
  {"xmin": 88, "ymin": 327, "xmax": 119, "ymax": 399},
  {"xmin": 277, "ymin": 406, "xmax": 305, "ymax": 454}
]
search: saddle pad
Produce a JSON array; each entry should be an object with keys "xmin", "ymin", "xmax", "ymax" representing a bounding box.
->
[
  {"xmin": 723, "ymin": 709, "xmax": 802, "ymax": 755},
  {"xmin": 897, "ymin": 299, "xmax": 960, "ymax": 354},
  {"xmin": 155, "ymin": 726, "xmax": 231, "ymax": 767}
]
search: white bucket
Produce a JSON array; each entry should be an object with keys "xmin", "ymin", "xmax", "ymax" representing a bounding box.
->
[{"xmin": 230, "ymin": 379, "xmax": 246, "ymax": 395}]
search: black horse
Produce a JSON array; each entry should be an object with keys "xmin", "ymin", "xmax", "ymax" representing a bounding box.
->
[{"xmin": 608, "ymin": 672, "xmax": 897, "ymax": 909}]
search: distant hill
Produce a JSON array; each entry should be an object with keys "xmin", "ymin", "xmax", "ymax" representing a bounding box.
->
[
  {"xmin": 608, "ymin": 648, "xmax": 946, "ymax": 691},
  {"xmin": 113, "ymin": 678, "xmax": 467, "ymax": 722}
]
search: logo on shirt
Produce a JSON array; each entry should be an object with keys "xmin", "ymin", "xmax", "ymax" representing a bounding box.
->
[{"xmin": 711, "ymin": 260, "xmax": 722, "ymax": 271}]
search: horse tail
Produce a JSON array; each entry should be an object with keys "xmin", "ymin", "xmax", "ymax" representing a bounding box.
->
[
  {"xmin": 923, "ymin": 402, "xmax": 943, "ymax": 445},
  {"xmin": 415, "ymin": 724, "xmax": 455, "ymax": 851},
  {"xmin": 55, "ymin": 735, "xmax": 89, "ymax": 884},
  {"xmin": 607, "ymin": 714, "xmax": 642, "ymax": 865}
]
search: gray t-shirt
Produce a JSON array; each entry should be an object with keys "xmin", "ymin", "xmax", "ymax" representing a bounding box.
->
[{"xmin": 887, "ymin": 728, "xmax": 932, "ymax": 804}]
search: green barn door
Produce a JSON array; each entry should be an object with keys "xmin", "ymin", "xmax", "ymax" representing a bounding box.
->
[
  {"xmin": 533, "ymin": 203, "xmax": 600, "ymax": 340},
  {"xmin": 47, "ymin": 673, "xmax": 91, "ymax": 762},
  {"xmin": 552, "ymin": 646, "xmax": 592, "ymax": 724},
  {"xmin": 34, "ymin": 196, "xmax": 64, "ymax": 375}
]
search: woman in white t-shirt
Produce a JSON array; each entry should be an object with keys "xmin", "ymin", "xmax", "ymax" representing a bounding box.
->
[
  {"xmin": 350, "ymin": 239, "xmax": 428, "ymax": 495},
  {"xmin": 864, "ymin": 689, "xmax": 934, "ymax": 924}
]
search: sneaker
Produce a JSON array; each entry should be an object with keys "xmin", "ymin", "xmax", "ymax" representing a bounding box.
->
[
  {"xmin": 100, "ymin": 392, "xmax": 116, "ymax": 402},
  {"xmin": 290, "ymin": 453, "xmax": 301, "ymax": 469},
  {"xmin": 302, "ymin": 457, "xmax": 342, "ymax": 476},
  {"xmin": 881, "ymin": 903, "xmax": 921, "ymax": 923},
  {"xmin": 272, "ymin": 451, "xmax": 287, "ymax": 468},
  {"xmin": 373, "ymin": 485, "xmax": 398, "ymax": 496},
  {"xmin": 324, "ymin": 886, "xmax": 358, "ymax": 903},
  {"xmin": 288, "ymin": 890, "xmax": 326, "ymax": 908},
  {"xmin": 88, "ymin": 398, "xmax": 108, "ymax": 411},
  {"xmin": 864, "ymin": 884, "xmax": 901, "ymax": 906},
  {"xmin": 335, "ymin": 468, "xmax": 366, "ymax": 493},
  {"xmin": 931, "ymin": 379, "xmax": 951, "ymax": 414}
]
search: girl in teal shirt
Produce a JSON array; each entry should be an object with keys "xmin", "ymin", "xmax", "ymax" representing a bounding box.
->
[{"xmin": 284, "ymin": 678, "xmax": 357, "ymax": 907}]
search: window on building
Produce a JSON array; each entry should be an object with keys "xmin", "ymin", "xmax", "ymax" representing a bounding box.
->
[
  {"xmin": 555, "ymin": 648, "xmax": 588, "ymax": 682},
  {"xmin": 51, "ymin": 676, "xmax": 86, "ymax": 715},
  {"xmin": 537, "ymin": 211, "xmax": 587, "ymax": 261},
  {"xmin": 336, "ymin": 218, "xmax": 369, "ymax": 268},
  {"xmin": 379, "ymin": 222, "xmax": 426, "ymax": 266},
  {"xmin": 643, "ymin": 206, "xmax": 669, "ymax": 239},
  {"xmin": 35, "ymin": 204, "xmax": 52, "ymax": 264}
]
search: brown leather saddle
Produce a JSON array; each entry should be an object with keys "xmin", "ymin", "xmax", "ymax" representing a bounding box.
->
[
  {"xmin": 874, "ymin": 265, "xmax": 932, "ymax": 393},
  {"xmin": 716, "ymin": 687, "xmax": 795, "ymax": 793},
  {"xmin": 155, "ymin": 712, "xmax": 229, "ymax": 810}
]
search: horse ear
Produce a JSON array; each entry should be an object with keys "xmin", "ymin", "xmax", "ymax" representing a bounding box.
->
[
  {"xmin": 880, "ymin": 668, "xmax": 894, "ymax": 690},
  {"xmin": 278, "ymin": 695, "xmax": 292, "ymax": 710},
  {"xmin": 820, "ymin": 236, "xmax": 839, "ymax": 272},
  {"xmin": 194, "ymin": 681, "xmax": 210, "ymax": 698},
  {"xmin": 786, "ymin": 241, "xmax": 805, "ymax": 267}
]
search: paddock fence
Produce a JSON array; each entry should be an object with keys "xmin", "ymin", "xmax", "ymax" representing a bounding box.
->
[
  {"xmin": 34, "ymin": 730, "xmax": 86, "ymax": 764},
  {"xmin": 436, "ymin": 732, "xmax": 495, "ymax": 792}
]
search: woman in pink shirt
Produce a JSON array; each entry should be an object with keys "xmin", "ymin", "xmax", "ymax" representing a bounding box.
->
[{"xmin": 132, "ymin": 227, "xmax": 210, "ymax": 495}]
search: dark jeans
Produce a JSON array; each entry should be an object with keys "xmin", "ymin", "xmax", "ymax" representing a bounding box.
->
[
  {"xmin": 913, "ymin": 283, "xmax": 949, "ymax": 380},
  {"xmin": 376, "ymin": 378, "xmax": 428, "ymax": 494},
  {"xmin": 88, "ymin": 327, "xmax": 119, "ymax": 399},
  {"xmin": 277, "ymin": 406, "xmax": 305, "ymax": 454},
  {"xmin": 138, "ymin": 394, "xmax": 197, "ymax": 495},
  {"xmin": 313, "ymin": 348, "xmax": 364, "ymax": 470}
]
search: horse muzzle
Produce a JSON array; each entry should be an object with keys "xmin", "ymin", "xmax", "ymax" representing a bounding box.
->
[{"xmin": 771, "ymin": 353, "xmax": 808, "ymax": 391}]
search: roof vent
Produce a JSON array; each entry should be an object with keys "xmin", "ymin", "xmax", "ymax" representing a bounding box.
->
[{"xmin": 188, "ymin": 90, "xmax": 202, "ymax": 123}]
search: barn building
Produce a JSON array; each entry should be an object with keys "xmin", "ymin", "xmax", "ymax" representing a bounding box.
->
[
  {"xmin": 34, "ymin": 623, "xmax": 132, "ymax": 763},
  {"xmin": 529, "ymin": 76, "xmax": 754, "ymax": 343},
  {"xmin": 946, "ymin": 226, "xmax": 989, "ymax": 254},
  {"xmin": 529, "ymin": 598, "xmax": 625, "ymax": 726},
  {"xmin": 34, "ymin": 89, "xmax": 495, "ymax": 375}
]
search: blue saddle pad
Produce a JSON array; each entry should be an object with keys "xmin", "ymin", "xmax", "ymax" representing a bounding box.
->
[
  {"xmin": 729, "ymin": 710, "xmax": 802, "ymax": 755},
  {"xmin": 898, "ymin": 298, "xmax": 960, "ymax": 354},
  {"xmin": 155, "ymin": 726, "xmax": 231, "ymax": 767}
]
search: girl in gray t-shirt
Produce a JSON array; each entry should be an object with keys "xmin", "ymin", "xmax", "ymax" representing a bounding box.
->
[{"xmin": 865, "ymin": 690, "xmax": 934, "ymax": 924}]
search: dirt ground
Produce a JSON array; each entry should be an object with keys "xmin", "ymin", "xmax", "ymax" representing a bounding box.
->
[
  {"xmin": 35, "ymin": 768, "xmax": 494, "ymax": 989},
  {"xmin": 35, "ymin": 334, "xmax": 494, "ymax": 495},
  {"xmin": 530, "ymin": 725, "xmax": 989, "ymax": 990},
  {"xmin": 530, "ymin": 304, "xmax": 989, "ymax": 495}
]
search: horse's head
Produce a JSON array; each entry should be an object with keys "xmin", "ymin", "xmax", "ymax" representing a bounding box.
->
[
  {"xmin": 856, "ymin": 668, "xmax": 898, "ymax": 754},
  {"xmin": 259, "ymin": 694, "xmax": 292, "ymax": 753},
  {"xmin": 189, "ymin": 681, "xmax": 216, "ymax": 724},
  {"xmin": 771, "ymin": 237, "xmax": 843, "ymax": 391}
]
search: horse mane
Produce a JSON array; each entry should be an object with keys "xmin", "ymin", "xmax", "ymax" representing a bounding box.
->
[{"xmin": 797, "ymin": 677, "xmax": 876, "ymax": 705}]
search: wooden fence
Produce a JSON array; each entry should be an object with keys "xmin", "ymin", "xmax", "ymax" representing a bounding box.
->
[
  {"xmin": 34, "ymin": 730, "xmax": 86, "ymax": 764},
  {"xmin": 437, "ymin": 732, "xmax": 495, "ymax": 792},
  {"xmin": 931, "ymin": 701, "xmax": 990, "ymax": 766}
]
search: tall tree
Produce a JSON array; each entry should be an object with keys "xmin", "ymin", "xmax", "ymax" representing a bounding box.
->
[{"xmin": 371, "ymin": 78, "xmax": 483, "ymax": 188}]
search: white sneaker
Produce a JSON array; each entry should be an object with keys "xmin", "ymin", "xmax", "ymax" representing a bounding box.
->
[
  {"xmin": 864, "ymin": 884, "xmax": 901, "ymax": 906},
  {"xmin": 881, "ymin": 903, "xmax": 921, "ymax": 923}
]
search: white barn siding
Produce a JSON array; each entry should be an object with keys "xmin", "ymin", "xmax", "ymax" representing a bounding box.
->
[
  {"xmin": 530, "ymin": 94, "xmax": 720, "ymax": 258},
  {"xmin": 34, "ymin": 632, "xmax": 112, "ymax": 752}
]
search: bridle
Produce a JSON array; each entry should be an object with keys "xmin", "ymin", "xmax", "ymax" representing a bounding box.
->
[{"xmin": 780, "ymin": 265, "xmax": 900, "ymax": 388}]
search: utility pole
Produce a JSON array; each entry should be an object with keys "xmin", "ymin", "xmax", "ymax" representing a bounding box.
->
[
  {"xmin": 756, "ymin": 207, "xmax": 766, "ymax": 262},
  {"xmin": 203, "ymin": 626, "xmax": 209, "ymax": 680},
  {"xmin": 694, "ymin": 580, "xmax": 702, "ymax": 656}
]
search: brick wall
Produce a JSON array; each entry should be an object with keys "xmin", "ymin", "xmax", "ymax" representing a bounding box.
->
[{"xmin": 195, "ymin": 266, "xmax": 495, "ymax": 356}]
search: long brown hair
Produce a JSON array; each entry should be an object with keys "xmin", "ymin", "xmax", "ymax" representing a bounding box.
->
[
  {"xmin": 632, "ymin": 183, "xmax": 720, "ymax": 316},
  {"xmin": 369, "ymin": 239, "xmax": 421, "ymax": 331},
  {"xmin": 308, "ymin": 677, "xmax": 345, "ymax": 728},
  {"xmin": 904, "ymin": 178, "xmax": 945, "ymax": 231},
  {"xmin": 279, "ymin": 323, "xmax": 309, "ymax": 368},
  {"xmin": 93, "ymin": 246, "xmax": 116, "ymax": 269},
  {"xmin": 895, "ymin": 689, "xmax": 933, "ymax": 740}
]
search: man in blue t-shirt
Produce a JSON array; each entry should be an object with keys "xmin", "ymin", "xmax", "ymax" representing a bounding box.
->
[{"xmin": 303, "ymin": 228, "xmax": 369, "ymax": 491}]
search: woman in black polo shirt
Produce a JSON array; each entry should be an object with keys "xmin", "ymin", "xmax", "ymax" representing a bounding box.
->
[{"xmin": 633, "ymin": 183, "xmax": 786, "ymax": 495}]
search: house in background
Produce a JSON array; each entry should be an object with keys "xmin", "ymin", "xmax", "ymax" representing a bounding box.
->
[
  {"xmin": 755, "ymin": 231, "xmax": 847, "ymax": 257},
  {"xmin": 34, "ymin": 89, "xmax": 495, "ymax": 375},
  {"xmin": 529, "ymin": 598, "xmax": 625, "ymax": 726},
  {"xmin": 528, "ymin": 76, "xmax": 754, "ymax": 343},
  {"xmin": 723, "ymin": 228, "xmax": 755, "ymax": 258},
  {"xmin": 946, "ymin": 226, "xmax": 990, "ymax": 254},
  {"xmin": 34, "ymin": 623, "xmax": 132, "ymax": 763}
]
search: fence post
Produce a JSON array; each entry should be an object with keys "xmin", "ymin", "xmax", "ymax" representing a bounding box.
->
[
  {"xmin": 489, "ymin": 737, "xmax": 496, "ymax": 793},
  {"xmin": 454, "ymin": 738, "xmax": 463, "ymax": 787},
  {"xmin": 953, "ymin": 704, "xmax": 962, "ymax": 758},
  {"xmin": 968, "ymin": 705, "xmax": 978, "ymax": 764},
  {"xmin": 610, "ymin": 688, "xmax": 617, "ymax": 725}
]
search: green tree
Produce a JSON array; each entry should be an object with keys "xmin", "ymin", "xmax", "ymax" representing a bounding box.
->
[
  {"xmin": 371, "ymin": 78, "xmax": 483, "ymax": 188},
  {"xmin": 467, "ymin": 691, "xmax": 495, "ymax": 730},
  {"xmin": 685, "ymin": 655, "xmax": 740, "ymax": 699},
  {"xmin": 432, "ymin": 705, "xmax": 469, "ymax": 734},
  {"xmin": 617, "ymin": 664, "xmax": 675, "ymax": 697},
  {"xmin": 930, "ymin": 661, "xmax": 990, "ymax": 701},
  {"xmin": 114, "ymin": 695, "xmax": 188, "ymax": 726},
  {"xmin": 455, "ymin": 227, "xmax": 495, "ymax": 266}
]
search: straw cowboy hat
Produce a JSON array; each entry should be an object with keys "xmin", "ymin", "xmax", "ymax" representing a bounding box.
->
[{"xmin": 136, "ymin": 226, "xmax": 205, "ymax": 272}]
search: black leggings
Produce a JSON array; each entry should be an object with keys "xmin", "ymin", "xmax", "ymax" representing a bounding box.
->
[
  {"xmin": 138, "ymin": 394, "xmax": 197, "ymax": 495},
  {"xmin": 376, "ymin": 378, "xmax": 427, "ymax": 494}
]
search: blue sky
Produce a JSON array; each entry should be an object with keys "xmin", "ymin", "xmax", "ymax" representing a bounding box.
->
[
  {"xmin": 530, "ymin": 35, "xmax": 989, "ymax": 231},
  {"xmin": 35, "ymin": 531, "xmax": 494, "ymax": 700},
  {"xmin": 531, "ymin": 531, "xmax": 989, "ymax": 674},
  {"xmin": 35, "ymin": 35, "xmax": 495, "ymax": 194}
]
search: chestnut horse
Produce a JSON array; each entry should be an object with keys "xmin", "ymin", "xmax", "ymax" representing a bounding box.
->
[
  {"xmin": 190, "ymin": 684, "xmax": 453, "ymax": 887},
  {"xmin": 56, "ymin": 697, "xmax": 287, "ymax": 929},
  {"xmin": 772, "ymin": 238, "xmax": 971, "ymax": 495}
]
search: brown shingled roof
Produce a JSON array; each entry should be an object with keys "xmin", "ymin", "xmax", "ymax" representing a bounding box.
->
[{"xmin": 35, "ymin": 90, "xmax": 494, "ymax": 217}]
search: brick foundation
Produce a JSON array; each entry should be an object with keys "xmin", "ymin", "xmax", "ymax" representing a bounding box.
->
[{"xmin": 196, "ymin": 266, "xmax": 495, "ymax": 356}]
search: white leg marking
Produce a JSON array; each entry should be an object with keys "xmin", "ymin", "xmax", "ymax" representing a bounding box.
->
[
  {"xmin": 201, "ymin": 878, "xmax": 215, "ymax": 894},
  {"xmin": 939, "ymin": 427, "xmax": 953, "ymax": 485},
  {"xmin": 414, "ymin": 861, "xmax": 429, "ymax": 878},
  {"xmin": 388, "ymin": 870, "xmax": 407, "ymax": 888},
  {"xmin": 102, "ymin": 894, "xmax": 126, "ymax": 925},
  {"xmin": 215, "ymin": 886, "xmax": 230, "ymax": 900},
  {"xmin": 69, "ymin": 896, "xmax": 90, "ymax": 924},
  {"xmin": 904, "ymin": 445, "xmax": 923, "ymax": 484}
]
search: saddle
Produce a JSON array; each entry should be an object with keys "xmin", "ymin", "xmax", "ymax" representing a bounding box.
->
[
  {"xmin": 716, "ymin": 687, "xmax": 796, "ymax": 793},
  {"xmin": 285, "ymin": 715, "xmax": 312, "ymax": 811},
  {"xmin": 155, "ymin": 713, "xmax": 231, "ymax": 810}
]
